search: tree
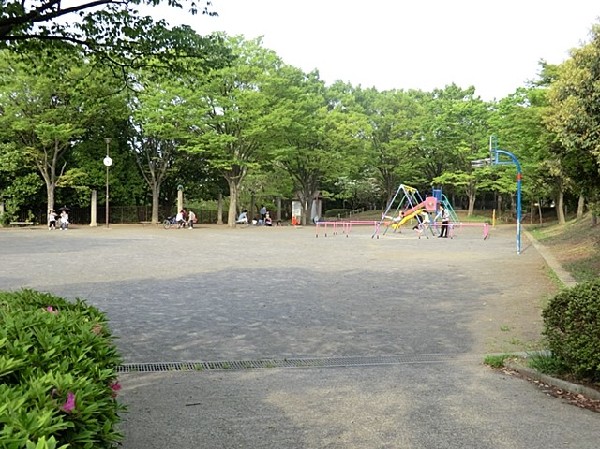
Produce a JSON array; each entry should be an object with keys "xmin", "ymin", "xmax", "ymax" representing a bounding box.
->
[
  {"xmin": 355, "ymin": 87, "xmax": 422, "ymax": 205},
  {"xmin": 418, "ymin": 85, "xmax": 490, "ymax": 214},
  {"xmin": 0, "ymin": 49, "xmax": 86, "ymax": 213},
  {"xmin": 1, "ymin": 1, "xmax": 228, "ymax": 91},
  {"xmin": 187, "ymin": 36, "xmax": 286, "ymax": 226},
  {"xmin": 268, "ymin": 67, "xmax": 337, "ymax": 225},
  {"xmin": 545, "ymin": 24, "xmax": 600, "ymax": 221},
  {"xmin": 0, "ymin": 0, "xmax": 215, "ymax": 47},
  {"xmin": 129, "ymin": 78, "xmax": 195, "ymax": 223}
]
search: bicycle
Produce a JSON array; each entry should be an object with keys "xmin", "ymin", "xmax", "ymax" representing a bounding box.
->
[{"xmin": 163, "ymin": 216, "xmax": 187, "ymax": 229}]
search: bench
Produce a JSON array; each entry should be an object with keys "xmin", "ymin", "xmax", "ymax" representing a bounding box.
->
[{"xmin": 9, "ymin": 221, "xmax": 35, "ymax": 227}]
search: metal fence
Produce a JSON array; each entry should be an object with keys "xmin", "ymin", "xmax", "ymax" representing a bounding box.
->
[{"xmin": 31, "ymin": 206, "xmax": 224, "ymax": 225}]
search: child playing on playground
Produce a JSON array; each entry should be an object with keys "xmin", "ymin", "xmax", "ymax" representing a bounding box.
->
[{"xmin": 413, "ymin": 210, "xmax": 429, "ymax": 238}]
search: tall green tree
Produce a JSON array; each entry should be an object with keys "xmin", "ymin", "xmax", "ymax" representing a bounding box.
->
[
  {"xmin": 355, "ymin": 87, "xmax": 424, "ymax": 204},
  {"xmin": 128, "ymin": 77, "xmax": 196, "ymax": 223},
  {"xmin": 0, "ymin": 48, "xmax": 86, "ymax": 213},
  {"xmin": 418, "ymin": 85, "xmax": 490, "ymax": 214},
  {"xmin": 187, "ymin": 36, "xmax": 286, "ymax": 226},
  {"xmin": 268, "ymin": 67, "xmax": 336, "ymax": 225},
  {"xmin": 545, "ymin": 24, "xmax": 600, "ymax": 220}
]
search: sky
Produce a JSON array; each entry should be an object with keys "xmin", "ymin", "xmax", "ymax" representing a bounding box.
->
[{"xmin": 149, "ymin": 0, "xmax": 600, "ymax": 101}]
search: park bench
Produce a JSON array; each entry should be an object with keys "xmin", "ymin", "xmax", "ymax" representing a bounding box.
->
[{"xmin": 9, "ymin": 221, "xmax": 35, "ymax": 227}]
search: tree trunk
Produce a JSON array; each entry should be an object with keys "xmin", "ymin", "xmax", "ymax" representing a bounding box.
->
[
  {"xmin": 250, "ymin": 192, "xmax": 256, "ymax": 223},
  {"xmin": 467, "ymin": 194, "xmax": 475, "ymax": 216},
  {"xmin": 217, "ymin": 193, "xmax": 223, "ymax": 225},
  {"xmin": 46, "ymin": 181, "xmax": 55, "ymax": 216},
  {"xmin": 227, "ymin": 179, "xmax": 239, "ymax": 227},
  {"xmin": 556, "ymin": 191, "xmax": 566, "ymax": 225},
  {"xmin": 151, "ymin": 184, "xmax": 160, "ymax": 224},
  {"xmin": 497, "ymin": 195, "xmax": 503, "ymax": 222},
  {"xmin": 577, "ymin": 193, "xmax": 585, "ymax": 219},
  {"xmin": 537, "ymin": 199, "xmax": 543, "ymax": 225},
  {"xmin": 276, "ymin": 197, "xmax": 282, "ymax": 222}
]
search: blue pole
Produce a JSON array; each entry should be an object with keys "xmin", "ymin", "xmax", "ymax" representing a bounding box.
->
[{"xmin": 495, "ymin": 150, "xmax": 522, "ymax": 255}]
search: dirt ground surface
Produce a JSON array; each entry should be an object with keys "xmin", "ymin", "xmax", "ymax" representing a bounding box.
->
[{"xmin": 2, "ymin": 222, "xmax": 597, "ymax": 449}]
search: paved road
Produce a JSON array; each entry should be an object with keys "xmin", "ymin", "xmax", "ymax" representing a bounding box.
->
[{"xmin": 1, "ymin": 224, "xmax": 598, "ymax": 448}]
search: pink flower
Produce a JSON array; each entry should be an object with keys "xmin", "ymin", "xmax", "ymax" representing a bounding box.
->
[
  {"xmin": 110, "ymin": 382, "xmax": 122, "ymax": 397},
  {"xmin": 61, "ymin": 392, "xmax": 76, "ymax": 413},
  {"xmin": 46, "ymin": 306, "xmax": 58, "ymax": 314}
]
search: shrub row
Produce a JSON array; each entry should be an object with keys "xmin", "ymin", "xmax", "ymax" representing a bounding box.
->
[
  {"xmin": 0, "ymin": 290, "xmax": 124, "ymax": 449},
  {"xmin": 543, "ymin": 278, "xmax": 600, "ymax": 381}
]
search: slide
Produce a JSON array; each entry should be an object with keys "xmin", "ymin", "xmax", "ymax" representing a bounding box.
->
[{"xmin": 396, "ymin": 209, "xmax": 422, "ymax": 226}]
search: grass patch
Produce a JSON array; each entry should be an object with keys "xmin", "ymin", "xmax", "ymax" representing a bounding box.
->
[
  {"xmin": 484, "ymin": 354, "xmax": 512, "ymax": 368},
  {"xmin": 565, "ymin": 257, "xmax": 600, "ymax": 283},
  {"xmin": 527, "ymin": 352, "xmax": 569, "ymax": 376},
  {"xmin": 528, "ymin": 213, "xmax": 600, "ymax": 282}
]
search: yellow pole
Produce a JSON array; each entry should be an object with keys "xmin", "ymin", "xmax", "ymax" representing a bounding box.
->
[{"xmin": 492, "ymin": 209, "xmax": 496, "ymax": 227}]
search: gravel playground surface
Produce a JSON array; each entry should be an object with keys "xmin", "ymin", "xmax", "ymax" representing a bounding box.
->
[{"xmin": 2, "ymin": 223, "xmax": 598, "ymax": 448}]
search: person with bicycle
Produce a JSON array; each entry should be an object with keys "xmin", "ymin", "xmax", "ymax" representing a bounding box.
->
[{"xmin": 175, "ymin": 210, "xmax": 186, "ymax": 228}]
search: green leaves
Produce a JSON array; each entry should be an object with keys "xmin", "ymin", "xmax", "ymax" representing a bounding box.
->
[
  {"xmin": 0, "ymin": 290, "xmax": 124, "ymax": 448},
  {"xmin": 543, "ymin": 279, "xmax": 600, "ymax": 380}
]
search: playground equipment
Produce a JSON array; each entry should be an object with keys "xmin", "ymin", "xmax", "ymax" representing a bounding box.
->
[
  {"xmin": 314, "ymin": 183, "xmax": 489, "ymax": 240},
  {"xmin": 375, "ymin": 184, "xmax": 460, "ymax": 239}
]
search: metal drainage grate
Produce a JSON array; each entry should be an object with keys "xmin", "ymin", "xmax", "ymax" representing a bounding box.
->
[{"xmin": 117, "ymin": 353, "xmax": 479, "ymax": 373}]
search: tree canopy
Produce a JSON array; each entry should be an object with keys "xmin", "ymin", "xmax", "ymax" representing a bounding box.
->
[{"xmin": 2, "ymin": 16, "xmax": 600, "ymax": 227}]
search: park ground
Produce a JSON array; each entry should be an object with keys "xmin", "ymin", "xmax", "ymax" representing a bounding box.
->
[{"xmin": 1, "ymin": 215, "xmax": 599, "ymax": 448}]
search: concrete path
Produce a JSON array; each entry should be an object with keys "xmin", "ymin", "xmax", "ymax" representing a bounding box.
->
[{"xmin": 1, "ymin": 223, "xmax": 597, "ymax": 448}]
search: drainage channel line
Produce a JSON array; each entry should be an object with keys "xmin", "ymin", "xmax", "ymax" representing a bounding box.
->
[{"xmin": 118, "ymin": 353, "xmax": 482, "ymax": 373}]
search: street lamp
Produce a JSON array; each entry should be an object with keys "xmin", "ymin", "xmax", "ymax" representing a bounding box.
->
[
  {"xmin": 472, "ymin": 136, "xmax": 522, "ymax": 255},
  {"xmin": 103, "ymin": 138, "xmax": 112, "ymax": 228}
]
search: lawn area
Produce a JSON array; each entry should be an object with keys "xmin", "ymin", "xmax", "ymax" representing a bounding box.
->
[{"xmin": 526, "ymin": 213, "xmax": 600, "ymax": 283}]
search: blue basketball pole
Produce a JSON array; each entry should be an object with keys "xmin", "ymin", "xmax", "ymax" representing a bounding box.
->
[
  {"xmin": 494, "ymin": 149, "xmax": 522, "ymax": 255},
  {"xmin": 472, "ymin": 137, "xmax": 523, "ymax": 255}
]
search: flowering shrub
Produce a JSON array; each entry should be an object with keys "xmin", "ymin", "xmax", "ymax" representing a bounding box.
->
[{"xmin": 0, "ymin": 289, "xmax": 125, "ymax": 448}]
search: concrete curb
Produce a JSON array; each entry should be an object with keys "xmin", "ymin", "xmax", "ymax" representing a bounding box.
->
[{"xmin": 505, "ymin": 360, "xmax": 600, "ymax": 400}]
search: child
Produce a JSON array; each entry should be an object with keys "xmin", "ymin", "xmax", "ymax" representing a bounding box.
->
[{"xmin": 48, "ymin": 209, "xmax": 57, "ymax": 230}]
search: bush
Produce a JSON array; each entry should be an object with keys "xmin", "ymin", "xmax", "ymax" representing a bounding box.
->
[
  {"xmin": 542, "ymin": 279, "xmax": 600, "ymax": 381},
  {"xmin": 0, "ymin": 290, "xmax": 124, "ymax": 449}
]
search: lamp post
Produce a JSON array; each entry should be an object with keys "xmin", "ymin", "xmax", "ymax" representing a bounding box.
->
[
  {"xmin": 472, "ymin": 136, "xmax": 522, "ymax": 255},
  {"xmin": 103, "ymin": 138, "xmax": 112, "ymax": 228}
]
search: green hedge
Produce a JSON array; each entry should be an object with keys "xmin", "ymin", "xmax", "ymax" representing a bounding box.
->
[
  {"xmin": 542, "ymin": 279, "xmax": 600, "ymax": 381},
  {"xmin": 0, "ymin": 290, "xmax": 124, "ymax": 449}
]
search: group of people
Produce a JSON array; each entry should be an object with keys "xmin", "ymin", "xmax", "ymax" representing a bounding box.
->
[
  {"xmin": 394, "ymin": 203, "xmax": 451, "ymax": 238},
  {"xmin": 175, "ymin": 209, "xmax": 197, "ymax": 229},
  {"xmin": 48, "ymin": 208, "xmax": 69, "ymax": 231},
  {"xmin": 236, "ymin": 205, "xmax": 274, "ymax": 226}
]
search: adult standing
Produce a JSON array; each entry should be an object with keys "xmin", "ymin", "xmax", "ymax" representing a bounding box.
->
[
  {"xmin": 260, "ymin": 205, "xmax": 267, "ymax": 223},
  {"xmin": 439, "ymin": 205, "xmax": 450, "ymax": 238}
]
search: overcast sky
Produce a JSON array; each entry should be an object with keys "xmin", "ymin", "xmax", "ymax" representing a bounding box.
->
[{"xmin": 152, "ymin": 0, "xmax": 600, "ymax": 101}]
